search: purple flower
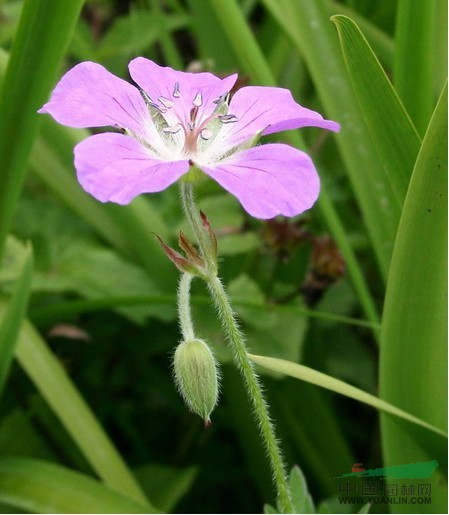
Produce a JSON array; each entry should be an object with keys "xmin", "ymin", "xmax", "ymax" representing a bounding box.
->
[{"xmin": 39, "ymin": 58, "xmax": 339, "ymax": 219}]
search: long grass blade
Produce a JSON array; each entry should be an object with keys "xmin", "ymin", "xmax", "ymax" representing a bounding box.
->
[
  {"xmin": 0, "ymin": 458, "xmax": 157, "ymax": 514},
  {"xmin": 0, "ymin": 0, "xmax": 84, "ymax": 258},
  {"xmin": 379, "ymin": 83, "xmax": 447, "ymax": 512},
  {"xmin": 326, "ymin": 0, "xmax": 394, "ymax": 70},
  {"xmin": 393, "ymin": 0, "xmax": 436, "ymax": 134},
  {"xmin": 248, "ymin": 353, "xmax": 447, "ymax": 441},
  {"xmin": 332, "ymin": 14, "xmax": 421, "ymax": 207},
  {"xmin": 0, "ymin": 242, "xmax": 32, "ymax": 397}
]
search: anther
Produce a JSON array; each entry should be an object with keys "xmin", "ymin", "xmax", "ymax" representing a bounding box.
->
[
  {"xmin": 140, "ymin": 89, "xmax": 153, "ymax": 103},
  {"xmin": 193, "ymin": 92, "xmax": 203, "ymax": 107},
  {"xmin": 173, "ymin": 82, "xmax": 181, "ymax": 98},
  {"xmin": 163, "ymin": 124, "xmax": 182, "ymax": 134},
  {"xmin": 213, "ymin": 93, "xmax": 228, "ymax": 105},
  {"xmin": 190, "ymin": 106, "xmax": 199, "ymax": 125},
  {"xmin": 219, "ymin": 114, "xmax": 238, "ymax": 123},
  {"xmin": 158, "ymin": 96, "xmax": 175, "ymax": 109},
  {"xmin": 200, "ymin": 129, "xmax": 212, "ymax": 140},
  {"xmin": 148, "ymin": 101, "xmax": 167, "ymax": 113}
]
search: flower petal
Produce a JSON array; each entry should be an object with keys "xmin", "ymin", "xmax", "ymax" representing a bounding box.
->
[
  {"xmin": 74, "ymin": 133, "xmax": 190, "ymax": 204},
  {"xmin": 39, "ymin": 62, "xmax": 149, "ymax": 135},
  {"xmin": 221, "ymin": 86, "xmax": 340, "ymax": 148},
  {"xmin": 199, "ymin": 143, "xmax": 320, "ymax": 219},
  {"xmin": 128, "ymin": 57, "xmax": 237, "ymax": 120}
]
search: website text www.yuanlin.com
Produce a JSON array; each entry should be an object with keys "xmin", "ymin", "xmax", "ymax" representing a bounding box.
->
[{"xmin": 339, "ymin": 496, "xmax": 432, "ymax": 505}]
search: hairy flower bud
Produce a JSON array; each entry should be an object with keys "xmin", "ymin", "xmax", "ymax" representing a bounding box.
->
[{"xmin": 173, "ymin": 338, "xmax": 219, "ymax": 426}]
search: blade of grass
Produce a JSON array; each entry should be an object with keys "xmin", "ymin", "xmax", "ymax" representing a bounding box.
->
[
  {"xmin": 0, "ymin": 458, "xmax": 158, "ymax": 514},
  {"xmin": 326, "ymin": 0, "xmax": 394, "ymax": 70},
  {"xmin": 393, "ymin": 0, "xmax": 436, "ymax": 134},
  {"xmin": 247, "ymin": 353, "xmax": 447, "ymax": 441},
  {"xmin": 379, "ymin": 83, "xmax": 447, "ymax": 511},
  {"xmin": 332, "ymin": 14, "xmax": 421, "ymax": 207},
  {"xmin": 261, "ymin": 0, "xmax": 401, "ymax": 280},
  {"xmin": 433, "ymin": 0, "xmax": 448, "ymax": 99},
  {"xmin": 0, "ymin": 0, "xmax": 84, "ymax": 258},
  {"xmin": 0, "ymin": 241, "xmax": 32, "ymax": 397},
  {"xmin": 10, "ymin": 319, "xmax": 151, "ymax": 506}
]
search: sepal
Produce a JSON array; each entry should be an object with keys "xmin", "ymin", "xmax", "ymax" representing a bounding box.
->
[
  {"xmin": 155, "ymin": 234, "xmax": 204, "ymax": 276},
  {"xmin": 199, "ymin": 210, "xmax": 218, "ymax": 268}
]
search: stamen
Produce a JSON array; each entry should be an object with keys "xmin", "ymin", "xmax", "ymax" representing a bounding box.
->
[
  {"xmin": 187, "ymin": 122, "xmax": 195, "ymax": 131},
  {"xmin": 193, "ymin": 92, "xmax": 203, "ymax": 107},
  {"xmin": 219, "ymin": 114, "xmax": 238, "ymax": 123},
  {"xmin": 141, "ymin": 90, "xmax": 169, "ymax": 114},
  {"xmin": 173, "ymin": 82, "xmax": 181, "ymax": 98},
  {"xmin": 158, "ymin": 96, "xmax": 175, "ymax": 109},
  {"xmin": 147, "ymin": 100, "xmax": 167, "ymax": 113},
  {"xmin": 213, "ymin": 93, "xmax": 228, "ymax": 105},
  {"xmin": 140, "ymin": 89, "xmax": 154, "ymax": 105},
  {"xmin": 163, "ymin": 124, "xmax": 182, "ymax": 134},
  {"xmin": 200, "ymin": 128, "xmax": 212, "ymax": 140},
  {"xmin": 190, "ymin": 106, "xmax": 199, "ymax": 126}
]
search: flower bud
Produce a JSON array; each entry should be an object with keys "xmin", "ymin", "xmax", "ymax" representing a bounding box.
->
[{"xmin": 173, "ymin": 338, "xmax": 219, "ymax": 426}]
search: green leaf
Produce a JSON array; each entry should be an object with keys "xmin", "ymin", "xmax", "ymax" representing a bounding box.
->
[
  {"xmin": 432, "ymin": 0, "xmax": 448, "ymax": 100},
  {"xmin": 247, "ymin": 353, "xmax": 447, "ymax": 441},
  {"xmin": 13, "ymin": 320, "xmax": 152, "ymax": 506},
  {"xmin": 0, "ymin": 458, "xmax": 158, "ymax": 514},
  {"xmin": 0, "ymin": 0, "xmax": 84, "ymax": 257},
  {"xmin": 393, "ymin": 0, "xmax": 437, "ymax": 134},
  {"xmin": 379, "ymin": 83, "xmax": 448, "ymax": 512},
  {"xmin": 326, "ymin": 0, "xmax": 394, "ymax": 70},
  {"xmin": 0, "ymin": 240, "xmax": 32, "ymax": 397},
  {"xmin": 263, "ymin": 503, "xmax": 278, "ymax": 514},
  {"xmin": 332, "ymin": 14, "xmax": 421, "ymax": 207},
  {"xmin": 288, "ymin": 466, "xmax": 315, "ymax": 514}
]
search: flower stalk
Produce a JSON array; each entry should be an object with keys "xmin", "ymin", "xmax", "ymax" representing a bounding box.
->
[
  {"xmin": 177, "ymin": 272, "xmax": 195, "ymax": 342},
  {"xmin": 180, "ymin": 182, "xmax": 293, "ymax": 513}
]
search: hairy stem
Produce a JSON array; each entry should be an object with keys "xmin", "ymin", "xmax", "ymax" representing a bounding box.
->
[
  {"xmin": 179, "ymin": 182, "xmax": 293, "ymax": 512},
  {"xmin": 177, "ymin": 273, "xmax": 195, "ymax": 341},
  {"xmin": 207, "ymin": 274, "xmax": 293, "ymax": 512}
]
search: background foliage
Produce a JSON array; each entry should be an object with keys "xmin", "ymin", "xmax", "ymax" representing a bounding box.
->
[{"xmin": 0, "ymin": 0, "xmax": 446, "ymax": 513}]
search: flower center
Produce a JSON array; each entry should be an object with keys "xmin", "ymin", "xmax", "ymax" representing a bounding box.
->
[{"xmin": 140, "ymin": 83, "xmax": 238, "ymax": 159}]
